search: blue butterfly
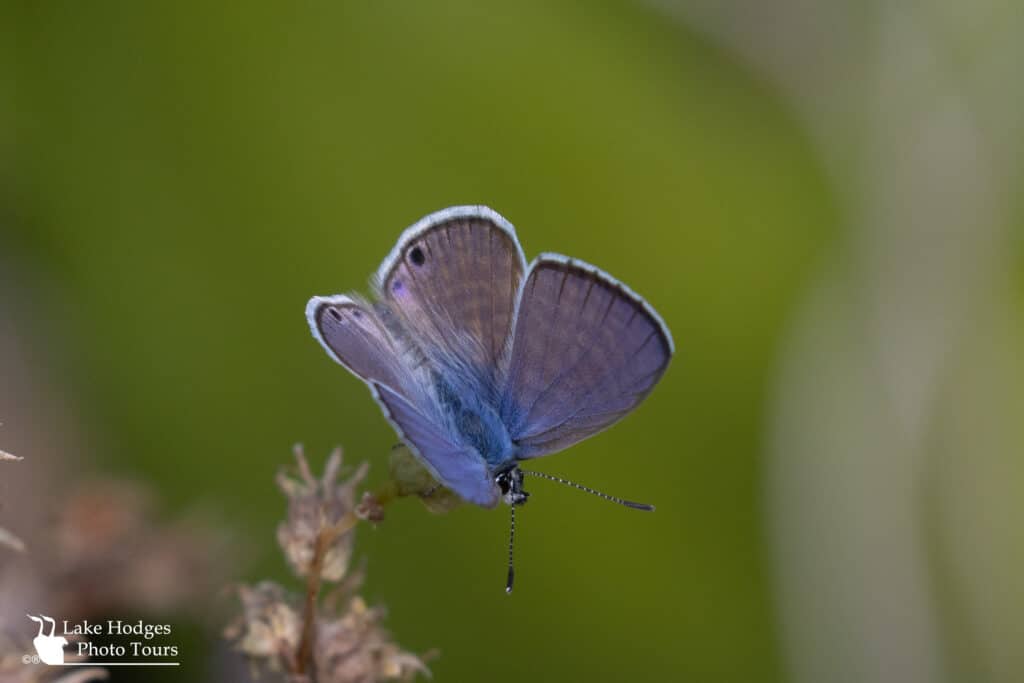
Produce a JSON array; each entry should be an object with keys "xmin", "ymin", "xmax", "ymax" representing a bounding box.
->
[{"xmin": 307, "ymin": 206, "xmax": 673, "ymax": 590}]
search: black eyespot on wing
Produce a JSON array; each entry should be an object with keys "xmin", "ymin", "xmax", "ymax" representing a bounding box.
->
[
  {"xmin": 327, "ymin": 307, "xmax": 342, "ymax": 321},
  {"xmin": 409, "ymin": 246, "xmax": 426, "ymax": 266}
]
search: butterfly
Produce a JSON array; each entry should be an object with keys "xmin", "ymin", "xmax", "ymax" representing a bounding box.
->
[{"xmin": 306, "ymin": 206, "xmax": 673, "ymax": 590}]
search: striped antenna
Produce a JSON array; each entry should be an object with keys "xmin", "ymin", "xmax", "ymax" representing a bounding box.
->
[
  {"xmin": 520, "ymin": 469, "xmax": 655, "ymax": 511},
  {"xmin": 505, "ymin": 504, "xmax": 517, "ymax": 594}
]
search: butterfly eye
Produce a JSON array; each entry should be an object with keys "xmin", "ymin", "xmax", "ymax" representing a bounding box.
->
[{"xmin": 408, "ymin": 246, "xmax": 426, "ymax": 267}]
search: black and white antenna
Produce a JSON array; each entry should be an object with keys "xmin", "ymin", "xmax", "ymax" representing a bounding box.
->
[
  {"xmin": 505, "ymin": 504, "xmax": 517, "ymax": 594},
  {"xmin": 521, "ymin": 469, "xmax": 655, "ymax": 511},
  {"xmin": 502, "ymin": 468, "xmax": 654, "ymax": 593}
]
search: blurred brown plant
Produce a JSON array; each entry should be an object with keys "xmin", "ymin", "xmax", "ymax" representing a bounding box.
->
[
  {"xmin": 1, "ymin": 443, "xmax": 101, "ymax": 683},
  {"xmin": 48, "ymin": 479, "xmax": 229, "ymax": 617},
  {"xmin": 224, "ymin": 445, "xmax": 432, "ymax": 683},
  {"xmin": 0, "ymin": 466, "xmax": 228, "ymax": 683}
]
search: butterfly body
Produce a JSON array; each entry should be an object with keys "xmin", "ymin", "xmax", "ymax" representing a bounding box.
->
[
  {"xmin": 432, "ymin": 370, "xmax": 515, "ymax": 468},
  {"xmin": 308, "ymin": 206, "xmax": 673, "ymax": 509}
]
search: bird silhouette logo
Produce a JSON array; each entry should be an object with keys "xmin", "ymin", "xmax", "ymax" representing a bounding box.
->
[{"xmin": 26, "ymin": 614, "xmax": 67, "ymax": 665}]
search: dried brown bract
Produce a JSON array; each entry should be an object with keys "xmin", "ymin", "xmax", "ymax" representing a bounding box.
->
[
  {"xmin": 223, "ymin": 582, "xmax": 301, "ymax": 672},
  {"xmin": 315, "ymin": 597, "xmax": 429, "ymax": 683},
  {"xmin": 277, "ymin": 446, "xmax": 366, "ymax": 582}
]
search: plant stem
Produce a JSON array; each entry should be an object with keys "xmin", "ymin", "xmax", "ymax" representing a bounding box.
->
[
  {"xmin": 291, "ymin": 485, "xmax": 398, "ymax": 678},
  {"xmin": 294, "ymin": 511, "xmax": 358, "ymax": 677}
]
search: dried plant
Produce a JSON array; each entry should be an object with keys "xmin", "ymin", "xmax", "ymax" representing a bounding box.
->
[
  {"xmin": 224, "ymin": 445, "xmax": 439, "ymax": 682},
  {"xmin": 0, "ymin": 445, "xmax": 228, "ymax": 683},
  {"xmin": 48, "ymin": 480, "xmax": 228, "ymax": 617},
  {"xmin": 0, "ymin": 436, "xmax": 107, "ymax": 683}
]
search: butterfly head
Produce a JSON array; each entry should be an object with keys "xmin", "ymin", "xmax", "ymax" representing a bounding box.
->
[{"xmin": 496, "ymin": 466, "xmax": 529, "ymax": 506}]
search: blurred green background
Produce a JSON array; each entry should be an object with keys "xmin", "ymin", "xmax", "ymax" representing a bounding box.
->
[{"xmin": 4, "ymin": 2, "xmax": 1023, "ymax": 683}]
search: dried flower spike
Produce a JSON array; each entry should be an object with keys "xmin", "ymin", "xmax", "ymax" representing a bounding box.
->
[
  {"xmin": 277, "ymin": 445, "xmax": 367, "ymax": 581},
  {"xmin": 227, "ymin": 445, "xmax": 432, "ymax": 682}
]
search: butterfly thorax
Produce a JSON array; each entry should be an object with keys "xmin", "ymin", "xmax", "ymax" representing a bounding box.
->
[{"xmin": 433, "ymin": 372, "xmax": 515, "ymax": 469}]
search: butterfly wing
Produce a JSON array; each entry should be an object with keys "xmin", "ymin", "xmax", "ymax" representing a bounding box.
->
[
  {"xmin": 373, "ymin": 206, "xmax": 527, "ymax": 395},
  {"xmin": 372, "ymin": 382, "xmax": 499, "ymax": 507},
  {"xmin": 501, "ymin": 254, "xmax": 674, "ymax": 458},
  {"xmin": 306, "ymin": 294, "xmax": 422, "ymax": 401},
  {"xmin": 306, "ymin": 294, "xmax": 499, "ymax": 507}
]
